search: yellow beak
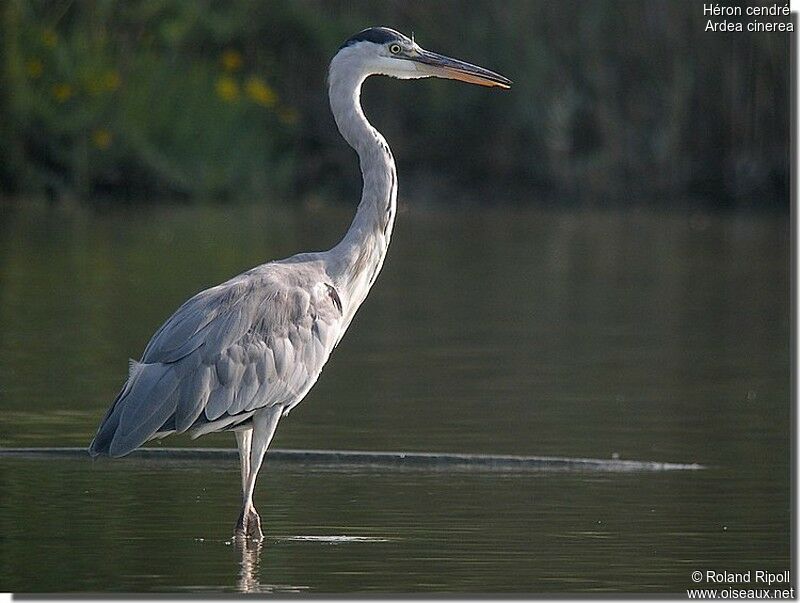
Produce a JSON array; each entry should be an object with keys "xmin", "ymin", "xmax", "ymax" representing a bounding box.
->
[{"xmin": 411, "ymin": 49, "xmax": 512, "ymax": 89}]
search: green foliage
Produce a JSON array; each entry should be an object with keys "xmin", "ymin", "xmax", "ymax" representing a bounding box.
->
[
  {"xmin": 0, "ymin": 0, "xmax": 791, "ymax": 206},
  {"xmin": 2, "ymin": 0, "xmax": 298, "ymax": 199}
]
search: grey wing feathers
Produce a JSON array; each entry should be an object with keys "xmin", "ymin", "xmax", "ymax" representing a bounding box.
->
[{"xmin": 89, "ymin": 262, "xmax": 342, "ymax": 458}]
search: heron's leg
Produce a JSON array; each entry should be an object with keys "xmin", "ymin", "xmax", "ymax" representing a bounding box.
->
[
  {"xmin": 235, "ymin": 406, "xmax": 282, "ymax": 541},
  {"xmin": 235, "ymin": 428, "xmax": 252, "ymax": 498}
]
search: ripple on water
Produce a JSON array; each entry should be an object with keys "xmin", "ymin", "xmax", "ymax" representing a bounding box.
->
[{"xmin": 277, "ymin": 535, "xmax": 394, "ymax": 544}]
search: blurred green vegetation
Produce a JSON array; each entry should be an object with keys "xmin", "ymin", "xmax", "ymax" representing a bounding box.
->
[{"xmin": 0, "ymin": 0, "xmax": 790, "ymax": 206}]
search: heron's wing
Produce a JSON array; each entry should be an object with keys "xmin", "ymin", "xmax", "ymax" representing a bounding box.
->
[
  {"xmin": 89, "ymin": 266, "xmax": 343, "ymax": 457},
  {"xmin": 140, "ymin": 277, "xmax": 252, "ymax": 364}
]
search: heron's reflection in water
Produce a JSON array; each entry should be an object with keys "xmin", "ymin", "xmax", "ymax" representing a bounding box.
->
[
  {"xmin": 233, "ymin": 536, "xmax": 310, "ymax": 594},
  {"xmin": 235, "ymin": 537, "xmax": 263, "ymax": 593}
]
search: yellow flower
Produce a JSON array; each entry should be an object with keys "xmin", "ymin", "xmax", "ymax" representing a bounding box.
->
[
  {"xmin": 215, "ymin": 76, "xmax": 239, "ymax": 102},
  {"xmin": 25, "ymin": 59, "xmax": 44, "ymax": 78},
  {"xmin": 277, "ymin": 106, "xmax": 299, "ymax": 125},
  {"xmin": 221, "ymin": 50, "xmax": 243, "ymax": 72},
  {"xmin": 245, "ymin": 76, "xmax": 277, "ymax": 107},
  {"xmin": 42, "ymin": 29, "xmax": 58, "ymax": 48},
  {"xmin": 92, "ymin": 129, "xmax": 112, "ymax": 150},
  {"xmin": 103, "ymin": 70, "xmax": 121, "ymax": 91},
  {"xmin": 52, "ymin": 83, "xmax": 73, "ymax": 102},
  {"xmin": 86, "ymin": 70, "xmax": 120, "ymax": 96}
]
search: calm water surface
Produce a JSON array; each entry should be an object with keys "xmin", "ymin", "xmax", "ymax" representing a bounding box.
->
[{"xmin": 0, "ymin": 201, "xmax": 790, "ymax": 593}]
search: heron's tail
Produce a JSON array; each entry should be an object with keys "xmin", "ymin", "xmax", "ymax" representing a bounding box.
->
[
  {"xmin": 88, "ymin": 402, "xmax": 120, "ymax": 457},
  {"xmin": 88, "ymin": 382, "xmax": 131, "ymax": 457},
  {"xmin": 88, "ymin": 361, "xmax": 180, "ymax": 458}
]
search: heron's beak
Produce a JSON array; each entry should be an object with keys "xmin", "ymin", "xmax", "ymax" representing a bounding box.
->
[{"xmin": 410, "ymin": 49, "xmax": 511, "ymax": 89}]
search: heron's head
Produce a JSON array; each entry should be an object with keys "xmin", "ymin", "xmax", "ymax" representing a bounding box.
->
[{"xmin": 332, "ymin": 27, "xmax": 511, "ymax": 89}]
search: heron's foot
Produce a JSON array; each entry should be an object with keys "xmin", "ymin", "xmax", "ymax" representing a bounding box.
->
[{"xmin": 235, "ymin": 506, "xmax": 263, "ymax": 542}]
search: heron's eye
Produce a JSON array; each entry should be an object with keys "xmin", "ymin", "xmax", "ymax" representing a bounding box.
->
[{"xmin": 389, "ymin": 43, "xmax": 401, "ymax": 55}]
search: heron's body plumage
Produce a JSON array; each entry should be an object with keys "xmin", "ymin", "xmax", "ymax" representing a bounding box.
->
[{"xmin": 89, "ymin": 256, "xmax": 349, "ymax": 457}]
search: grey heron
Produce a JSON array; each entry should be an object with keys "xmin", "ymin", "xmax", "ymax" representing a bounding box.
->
[{"xmin": 89, "ymin": 27, "xmax": 510, "ymax": 541}]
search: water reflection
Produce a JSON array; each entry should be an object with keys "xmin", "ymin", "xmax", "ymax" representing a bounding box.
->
[
  {"xmin": 232, "ymin": 534, "xmax": 393, "ymax": 593},
  {"xmin": 0, "ymin": 458, "xmax": 789, "ymax": 592},
  {"xmin": 235, "ymin": 538, "xmax": 262, "ymax": 593},
  {"xmin": 0, "ymin": 202, "xmax": 789, "ymax": 593}
]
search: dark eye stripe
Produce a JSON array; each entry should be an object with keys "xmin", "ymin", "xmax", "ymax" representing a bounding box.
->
[{"xmin": 339, "ymin": 27, "xmax": 407, "ymax": 50}]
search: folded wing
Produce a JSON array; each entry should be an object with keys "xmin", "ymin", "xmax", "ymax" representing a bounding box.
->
[{"xmin": 89, "ymin": 263, "xmax": 343, "ymax": 457}]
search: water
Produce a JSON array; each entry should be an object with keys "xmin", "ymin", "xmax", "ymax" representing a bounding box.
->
[{"xmin": 0, "ymin": 200, "xmax": 790, "ymax": 593}]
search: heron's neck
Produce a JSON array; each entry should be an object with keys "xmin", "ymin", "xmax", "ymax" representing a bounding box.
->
[{"xmin": 326, "ymin": 63, "xmax": 397, "ymax": 319}]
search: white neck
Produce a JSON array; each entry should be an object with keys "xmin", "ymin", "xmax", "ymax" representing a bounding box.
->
[{"xmin": 325, "ymin": 53, "xmax": 398, "ymax": 328}]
